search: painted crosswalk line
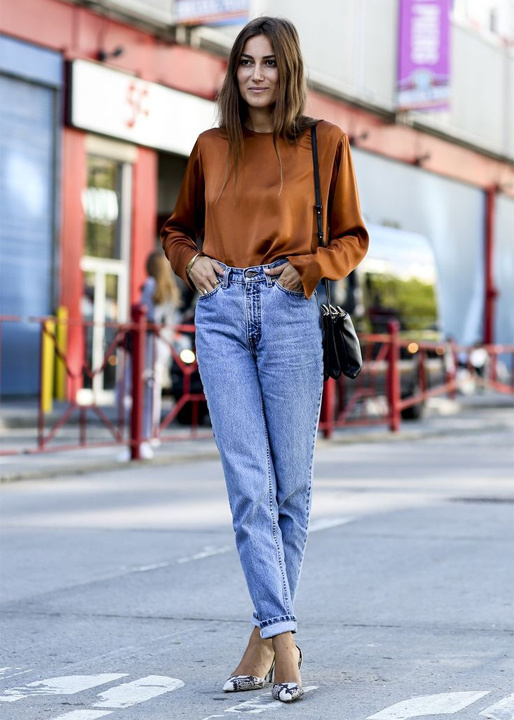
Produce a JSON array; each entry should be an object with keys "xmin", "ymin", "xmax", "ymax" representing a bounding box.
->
[
  {"xmin": 0, "ymin": 667, "xmax": 32, "ymax": 681},
  {"xmin": 91, "ymin": 675, "xmax": 184, "ymax": 709},
  {"xmin": 50, "ymin": 711, "xmax": 113, "ymax": 720},
  {"xmin": 0, "ymin": 674, "xmax": 127, "ymax": 703},
  {"xmin": 47, "ymin": 675, "xmax": 184, "ymax": 720},
  {"xmin": 367, "ymin": 691, "xmax": 491, "ymax": 719},
  {"xmin": 479, "ymin": 693, "xmax": 514, "ymax": 720}
]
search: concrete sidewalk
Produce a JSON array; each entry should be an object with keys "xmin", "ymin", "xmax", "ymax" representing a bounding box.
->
[{"xmin": 1, "ymin": 393, "xmax": 512, "ymax": 483}]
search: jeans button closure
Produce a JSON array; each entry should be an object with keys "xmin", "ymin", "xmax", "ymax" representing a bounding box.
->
[{"xmin": 246, "ymin": 270, "xmax": 257, "ymax": 277}]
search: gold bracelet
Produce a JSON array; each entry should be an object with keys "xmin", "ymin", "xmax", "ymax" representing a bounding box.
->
[{"xmin": 186, "ymin": 252, "xmax": 201, "ymax": 276}]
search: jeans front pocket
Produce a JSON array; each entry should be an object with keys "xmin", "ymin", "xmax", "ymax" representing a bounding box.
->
[{"xmin": 274, "ymin": 278, "xmax": 306, "ymax": 298}]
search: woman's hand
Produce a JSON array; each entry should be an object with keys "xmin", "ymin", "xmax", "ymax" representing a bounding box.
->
[
  {"xmin": 263, "ymin": 262, "xmax": 304, "ymax": 293},
  {"xmin": 189, "ymin": 257, "xmax": 225, "ymax": 294}
]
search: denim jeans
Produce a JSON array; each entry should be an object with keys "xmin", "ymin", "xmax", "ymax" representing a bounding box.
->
[{"xmin": 194, "ymin": 257, "xmax": 324, "ymax": 639}]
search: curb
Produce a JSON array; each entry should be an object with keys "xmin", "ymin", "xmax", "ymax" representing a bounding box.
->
[{"xmin": 1, "ymin": 418, "xmax": 512, "ymax": 484}]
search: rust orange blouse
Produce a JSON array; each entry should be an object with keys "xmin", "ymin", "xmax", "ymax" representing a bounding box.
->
[{"xmin": 160, "ymin": 119, "xmax": 369, "ymax": 300}]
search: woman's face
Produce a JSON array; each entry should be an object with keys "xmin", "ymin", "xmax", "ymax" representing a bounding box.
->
[{"xmin": 236, "ymin": 35, "xmax": 279, "ymax": 110}]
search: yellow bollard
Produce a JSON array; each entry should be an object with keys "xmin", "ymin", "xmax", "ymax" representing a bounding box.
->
[
  {"xmin": 55, "ymin": 306, "xmax": 68, "ymax": 400},
  {"xmin": 41, "ymin": 319, "xmax": 55, "ymax": 414}
]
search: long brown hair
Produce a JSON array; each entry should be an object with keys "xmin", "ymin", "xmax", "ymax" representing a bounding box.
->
[
  {"xmin": 146, "ymin": 251, "xmax": 181, "ymax": 306},
  {"xmin": 215, "ymin": 16, "xmax": 319, "ymax": 202}
]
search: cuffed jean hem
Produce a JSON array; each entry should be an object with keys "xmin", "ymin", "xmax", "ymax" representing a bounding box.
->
[{"xmin": 259, "ymin": 615, "xmax": 298, "ymax": 639}]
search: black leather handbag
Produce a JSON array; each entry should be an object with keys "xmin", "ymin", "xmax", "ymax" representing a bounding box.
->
[{"xmin": 311, "ymin": 123, "xmax": 363, "ymax": 381}]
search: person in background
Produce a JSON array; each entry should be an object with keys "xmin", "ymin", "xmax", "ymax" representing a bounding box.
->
[
  {"xmin": 139, "ymin": 250, "xmax": 182, "ymax": 458},
  {"xmin": 118, "ymin": 251, "xmax": 182, "ymax": 461}
]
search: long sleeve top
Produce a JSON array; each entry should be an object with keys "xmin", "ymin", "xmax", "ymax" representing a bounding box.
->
[{"xmin": 160, "ymin": 119, "xmax": 369, "ymax": 300}]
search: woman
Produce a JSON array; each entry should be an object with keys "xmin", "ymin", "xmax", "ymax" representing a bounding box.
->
[
  {"xmin": 140, "ymin": 251, "xmax": 181, "ymax": 457},
  {"xmin": 160, "ymin": 16, "xmax": 369, "ymax": 702}
]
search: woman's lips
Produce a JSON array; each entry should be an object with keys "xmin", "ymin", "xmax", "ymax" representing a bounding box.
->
[{"xmin": 249, "ymin": 88, "xmax": 268, "ymax": 93}]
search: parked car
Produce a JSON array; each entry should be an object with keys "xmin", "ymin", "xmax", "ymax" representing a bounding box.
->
[{"xmin": 323, "ymin": 223, "xmax": 446, "ymax": 419}]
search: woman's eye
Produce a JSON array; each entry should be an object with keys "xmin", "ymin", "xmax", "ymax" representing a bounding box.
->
[{"xmin": 239, "ymin": 59, "xmax": 276, "ymax": 66}]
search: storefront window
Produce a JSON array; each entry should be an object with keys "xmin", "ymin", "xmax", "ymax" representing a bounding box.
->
[{"xmin": 84, "ymin": 155, "xmax": 122, "ymax": 259}]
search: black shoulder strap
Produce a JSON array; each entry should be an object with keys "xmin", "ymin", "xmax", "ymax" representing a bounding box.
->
[
  {"xmin": 311, "ymin": 123, "xmax": 324, "ymax": 249},
  {"xmin": 311, "ymin": 123, "xmax": 331, "ymax": 305}
]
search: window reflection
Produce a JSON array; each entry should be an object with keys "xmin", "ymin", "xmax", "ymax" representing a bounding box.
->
[{"xmin": 83, "ymin": 156, "xmax": 122, "ymax": 259}]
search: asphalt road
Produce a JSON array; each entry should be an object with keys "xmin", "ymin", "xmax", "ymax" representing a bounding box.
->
[{"xmin": 1, "ymin": 407, "xmax": 513, "ymax": 720}]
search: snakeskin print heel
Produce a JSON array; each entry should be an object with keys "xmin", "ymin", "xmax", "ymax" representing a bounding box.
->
[
  {"xmin": 222, "ymin": 655, "xmax": 276, "ymax": 692},
  {"xmin": 271, "ymin": 644, "xmax": 304, "ymax": 703}
]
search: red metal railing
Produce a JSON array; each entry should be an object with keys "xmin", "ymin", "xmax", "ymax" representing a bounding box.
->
[
  {"xmin": 319, "ymin": 320, "xmax": 514, "ymax": 438},
  {"xmin": 1, "ymin": 314, "xmax": 512, "ymax": 457}
]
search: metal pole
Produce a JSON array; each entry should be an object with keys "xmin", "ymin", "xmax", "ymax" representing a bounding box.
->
[
  {"xmin": 387, "ymin": 320, "xmax": 401, "ymax": 432},
  {"xmin": 320, "ymin": 378, "xmax": 335, "ymax": 439},
  {"xmin": 130, "ymin": 303, "xmax": 146, "ymax": 460},
  {"xmin": 484, "ymin": 186, "xmax": 498, "ymax": 344},
  {"xmin": 448, "ymin": 336, "xmax": 457, "ymax": 400}
]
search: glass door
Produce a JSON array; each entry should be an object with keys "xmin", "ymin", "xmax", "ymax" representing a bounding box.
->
[{"xmin": 79, "ymin": 153, "xmax": 132, "ymax": 405}]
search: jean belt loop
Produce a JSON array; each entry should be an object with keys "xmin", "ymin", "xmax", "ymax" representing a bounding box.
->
[
  {"xmin": 222, "ymin": 266, "xmax": 231, "ymax": 288},
  {"xmin": 265, "ymin": 269, "xmax": 274, "ymax": 288}
]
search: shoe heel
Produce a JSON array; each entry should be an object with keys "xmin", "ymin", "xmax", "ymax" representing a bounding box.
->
[
  {"xmin": 296, "ymin": 644, "xmax": 303, "ymax": 670},
  {"xmin": 264, "ymin": 657, "xmax": 275, "ymax": 683}
]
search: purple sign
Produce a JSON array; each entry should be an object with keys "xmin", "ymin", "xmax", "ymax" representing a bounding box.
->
[{"xmin": 397, "ymin": 0, "xmax": 451, "ymax": 112}]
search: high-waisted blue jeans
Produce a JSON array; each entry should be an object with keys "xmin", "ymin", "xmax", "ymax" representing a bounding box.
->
[{"xmin": 194, "ymin": 257, "xmax": 324, "ymax": 639}]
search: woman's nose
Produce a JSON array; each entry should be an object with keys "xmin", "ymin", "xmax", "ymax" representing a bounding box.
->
[{"xmin": 252, "ymin": 65, "xmax": 265, "ymax": 80}]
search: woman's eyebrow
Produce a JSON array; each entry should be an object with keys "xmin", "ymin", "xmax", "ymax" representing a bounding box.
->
[{"xmin": 241, "ymin": 53, "xmax": 276, "ymax": 59}]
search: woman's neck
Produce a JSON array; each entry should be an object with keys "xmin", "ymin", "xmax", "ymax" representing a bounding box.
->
[{"xmin": 244, "ymin": 109, "xmax": 274, "ymax": 134}]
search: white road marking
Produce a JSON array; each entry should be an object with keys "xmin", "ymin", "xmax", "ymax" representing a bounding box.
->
[
  {"xmin": 131, "ymin": 561, "xmax": 170, "ymax": 572},
  {"xmin": 156, "ymin": 516, "xmax": 358, "ymax": 568},
  {"xmin": 33, "ymin": 547, "xmax": 229, "ymax": 590},
  {"xmin": 367, "ymin": 691, "xmax": 491, "ymax": 719},
  {"xmin": 200, "ymin": 686, "xmax": 318, "ymax": 718},
  {"xmin": 0, "ymin": 667, "xmax": 33, "ymax": 681},
  {"xmin": 177, "ymin": 518, "xmax": 357, "ymax": 564},
  {"xmin": 177, "ymin": 545, "xmax": 233, "ymax": 564},
  {"xmin": 50, "ymin": 711, "xmax": 113, "ymax": 720},
  {"xmin": 480, "ymin": 693, "xmax": 514, "ymax": 720},
  {"xmin": 308, "ymin": 516, "xmax": 356, "ymax": 533},
  {"xmin": 92, "ymin": 675, "xmax": 184, "ymax": 708},
  {"xmin": 139, "ymin": 516, "xmax": 358, "ymax": 567},
  {"xmin": 0, "ymin": 674, "xmax": 127, "ymax": 703}
]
